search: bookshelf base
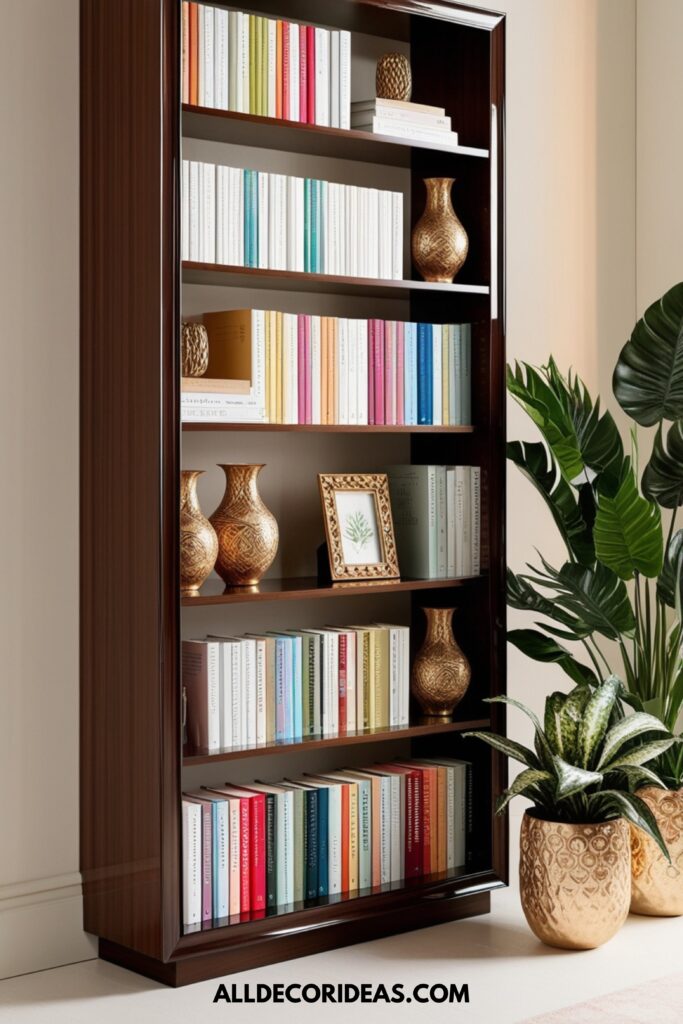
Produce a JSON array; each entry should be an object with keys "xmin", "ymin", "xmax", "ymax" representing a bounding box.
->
[{"xmin": 99, "ymin": 888, "xmax": 494, "ymax": 987}]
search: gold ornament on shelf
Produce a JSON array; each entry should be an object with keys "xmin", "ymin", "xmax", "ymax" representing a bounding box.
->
[
  {"xmin": 519, "ymin": 814, "xmax": 630, "ymax": 950},
  {"xmin": 376, "ymin": 52, "xmax": 412, "ymax": 101},
  {"xmin": 411, "ymin": 177, "xmax": 469, "ymax": 283},
  {"xmin": 630, "ymin": 786, "xmax": 683, "ymax": 917},
  {"xmin": 210, "ymin": 464, "xmax": 278, "ymax": 587},
  {"xmin": 411, "ymin": 607, "xmax": 471, "ymax": 717},
  {"xmin": 181, "ymin": 322, "xmax": 209, "ymax": 377},
  {"xmin": 180, "ymin": 470, "xmax": 218, "ymax": 595}
]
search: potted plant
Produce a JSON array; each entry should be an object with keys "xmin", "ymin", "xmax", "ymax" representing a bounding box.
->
[
  {"xmin": 466, "ymin": 677, "xmax": 672, "ymax": 949},
  {"xmin": 506, "ymin": 283, "xmax": 683, "ymax": 915}
]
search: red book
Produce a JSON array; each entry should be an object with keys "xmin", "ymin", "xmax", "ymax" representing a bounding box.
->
[
  {"xmin": 396, "ymin": 763, "xmax": 435, "ymax": 874},
  {"xmin": 184, "ymin": 795, "xmax": 212, "ymax": 920},
  {"xmin": 396, "ymin": 321, "xmax": 405, "ymax": 425},
  {"xmin": 299, "ymin": 24, "xmax": 308, "ymax": 123},
  {"xmin": 189, "ymin": 2, "xmax": 198, "ymax": 107},
  {"xmin": 373, "ymin": 765, "xmax": 422, "ymax": 878},
  {"xmin": 338, "ymin": 632, "xmax": 348, "ymax": 733},
  {"xmin": 275, "ymin": 21, "xmax": 283, "ymax": 119},
  {"xmin": 231, "ymin": 788, "xmax": 266, "ymax": 912},
  {"xmin": 306, "ymin": 25, "xmax": 316, "ymax": 124},
  {"xmin": 297, "ymin": 315, "xmax": 306, "ymax": 424},
  {"xmin": 368, "ymin": 320, "xmax": 376, "ymax": 425},
  {"xmin": 304, "ymin": 315, "xmax": 312, "ymax": 424},
  {"xmin": 374, "ymin": 319, "xmax": 386, "ymax": 425},
  {"xmin": 282, "ymin": 20, "xmax": 290, "ymax": 120},
  {"xmin": 206, "ymin": 786, "xmax": 251, "ymax": 911}
]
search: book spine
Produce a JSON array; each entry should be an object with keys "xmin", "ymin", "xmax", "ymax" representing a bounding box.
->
[
  {"xmin": 250, "ymin": 794, "xmax": 266, "ymax": 911},
  {"xmin": 330, "ymin": 31, "xmax": 340, "ymax": 129},
  {"xmin": 442, "ymin": 322, "xmax": 450, "ymax": 425},
  {"xmin": 432, "ymin": 324, "xmax": 442, "ymax": 425},
  {"xmin": 199, "ymin": 800, "xmax": 212, "ymax": 920},
  {"xmin": 471, "ymin": 466, "xmax": 481, "ymax": 575},
  {"xmin": 215, "ymin": 8, "xmax": 228, "ymax": 110},
  {"xmin": 182, "ymin": 801, "xmax": 201, "ymax": 925},
  {"xmin": 281, "ymin": 20, "xmax": 290, "ymax": 120},
  {"xmin": 181, "ymin": 160, "xmax": 190, "ymax": 261},
  {"xmin": 214, "ymin": 801, "xmax": 229, "ymax": 918},
  {"xmin": 239, "ymin": 799, "xmax": 250, "ymax": 912},
  {"xmin": 257, "ymin": 171, "xmax": 269, "ymax": 269},
  {"xmin": 396, "ymin": 321, "xmax": 405, "ymax": 425},
  {"xmin": 305, "ymin": 791, "xmax": 319, "ymax": 899},
  {"xmin": 182, "ymin": 3, "xmax": 190, "ymax": 105},
  {"xmin": 228, "ymin": 11, "xmax": 238, "ymax": 111},
  {"xmin": 264, "ymin": 794, "xmax": 276, "ymax": 908},
  {"xmin": 314, "ymin": 28, "xmax": 329, "ymax": 126},
  {"xmin": 274, "ymin": 20, "xmax": 283, "ymax": 118},
  {"xmin": 384, "ymin": 321, "xmax": 395, "ymax": 425},
  {"xmin": 189, "ymin": 3, "xmax": 198, "ymax": 106},
  {"xmin": 316, "ymin": 787, "xmax": 329, "ymax": 896},
  {"xmin": 338, "ymin": 633, "xmax": 347, "ymax": 733},
  {"xmin": 339, "ymin": 31, "xmax": 351, "ymax": 129},
  {"xmin": 299, "ymin": 24, "xmax": 308, "ymax": 123},
  {"xmin": 275, "ymin": 638, "xmax": 286, "ymax": 741},
  {"xmin": 436, "ymin": 466, "xmax": 447, "ymax": 577},
  {"xmin": 391, "ymin": 191, "xmax": 403, "ymax": 281},
  {"xmin": 375, "ymin": 319, "xmax": 385, "ymax": 425},
  {"xmin": 288, "ymin": 22, "xmax": 299, "ymax": 121},
  {"xmin": 306, "ymin": 26, "xmax": 315, "ymax": 124}
]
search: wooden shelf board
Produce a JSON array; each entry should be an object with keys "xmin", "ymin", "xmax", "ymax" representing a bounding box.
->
[
  {"xmin": 182, "ymin": 573, "xmax": 484, "ymax": 606},
  {"xmin": 182, "ymin": 422, "xmax": 475, "ymax": 433},
  {"xmin": 182, "ymin": 262, "xmax": 490, "ymax": 298},
  {"xmin": 182, "ymin": 105, "xmax": 490, "ymax": 166},
  {"xmin": 183, "ymin": 717, "xmax": 490, "ymax": 766}
]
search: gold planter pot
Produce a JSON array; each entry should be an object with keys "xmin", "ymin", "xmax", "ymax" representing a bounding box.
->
[
  {"xmin": 210, "ymin": 464, "xmax": 278, "ymax": 587},
  {"xmin": 630, "ymin": 786, "xmax": 683, "ymax": 917},
  {"xmin": 519, "ymin": 812, "xmax": 630, "ymax": 950}
]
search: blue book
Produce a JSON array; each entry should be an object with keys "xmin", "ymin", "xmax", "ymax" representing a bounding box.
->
[
  {"xmin": 304, "ymin": 178, "xmax": 311, "ymax": 273},
  {"xmin": 303, "ymin": 788, "xmax": 319, "ymax": 900},
  {"xmin": 274, "ymin": 637, "xmax": 287, "ymax": 741},
  {"xmin": 315, "ymin": 784, "xmax": 329, "ymax": 896},
  {"xmin": 417, "ymin": 322, "xmax": 433, "ymax": 424}
]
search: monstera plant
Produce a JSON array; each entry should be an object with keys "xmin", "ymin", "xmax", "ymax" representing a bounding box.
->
[{"xmin": 507, "ymin": 283, "xmax": 683, "ymax": 789}]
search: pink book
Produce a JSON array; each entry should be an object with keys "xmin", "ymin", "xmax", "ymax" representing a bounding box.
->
[
  {"xmin": 299, "ymin": 24, "xmax": 308, "ymax": 123},
  {"xmin": 282, "ymin": 19, "xmax": 290, "ymax": 120},
  {"xmin": 396, "ymin": 321, "xmax": 405, "ymax": 424},
  {"xmin": 304, "ymin": 315, "xmax": 312, "ymax": 423},
  {"xmin": 206, "ymin": 786, "xmax": 251, "ymax": 913},
  {"xmin": 374, "ymin": 319, "xmax": 386, "ymax": 425},
  {"xmin": 306, "ymin": 25, "xmax": 315, "ymax": 124},
  {"xmin": 230, "ymin": 788, "xmax": 266, "ymax": 914},
  {"xmin": 297, "ymin": 315, "xmax": 306, "ymax": 424},
  {"xmin": 368, "ymin": 320, "xmax": 376, "ymax": 425},
  {"xmin": 384, "ymin": 321, "xmax": 396, "ymax": 425},
  {"xmin": 184, "ymin": 795, "xmax": 212, "ymax": 921}
]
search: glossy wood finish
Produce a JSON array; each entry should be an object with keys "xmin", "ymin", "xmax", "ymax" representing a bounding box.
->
[
  {"xmin": 182, "ymin": 422, "xmax": 476, "ymax": 433},
  {"xmin": 183, "ymin": 717, "xmax": 490, "ymax": 765}
]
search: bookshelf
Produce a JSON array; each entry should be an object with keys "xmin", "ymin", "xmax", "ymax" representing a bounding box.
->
[{"xmin": 81, "ymin": 0, "xmax": 506, "ymax": 987}]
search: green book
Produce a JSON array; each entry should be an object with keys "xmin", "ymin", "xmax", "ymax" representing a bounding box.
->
[{"xmin": 385, "ymin": 464, "xmax": 438, "ymax": 578}]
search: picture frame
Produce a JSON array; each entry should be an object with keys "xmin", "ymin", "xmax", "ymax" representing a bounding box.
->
[{"xmin": 318, "ymin": 473, "xmax": 400, "ymax": 581}]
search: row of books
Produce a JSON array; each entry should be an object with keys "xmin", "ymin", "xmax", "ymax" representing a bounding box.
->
[
  {"xmin": 182, "ymin": 757, "xmax": 472, "ymax": 925},
  {"xmin": 181, "ymin": 4, "xmax": 351, "ymax": 129},
  {"xmin": 387, "ymin": 465, "xmax": 481, "ymax": 579},
  {"xmin": 351, "ymin": 97, "xmax": 461, "ymax": 149},
  {"xmin": 181, "ymin": 309, "xmax": 472, "ymax": 426},
  {"xmin": 183, "ymin": 624, "xmax": 410, "ymax": 753},
  {"xmin": 181, "ymin": 161, "xmax": 403, "ymax": 280}
]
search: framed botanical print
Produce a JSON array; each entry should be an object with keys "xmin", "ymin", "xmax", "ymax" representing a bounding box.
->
[{"xmin": 318, "ymin": 473, "xmax": 400, "ymax": 581}]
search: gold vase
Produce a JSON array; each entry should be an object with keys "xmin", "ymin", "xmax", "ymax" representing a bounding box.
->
[
  {"xmin": 411, "ymin": 178, "xmax": 469, "ymax": 283},
  {"xmin": 210, "ymin": 464, "xmax": 278, "ymax": 586},
  {"xmin": 630, "ymin": 786, "xmax": 683, "ymax": 916},
  {"xmin": 376, "ymin": 52, "xmax": 412, "ymax": 101},
  {"xmin": 519, "ymin": 813, "xmax": 631, "ymax": 950},
  {"xmin": 411, "ymin": 608, "xmax": 471, "ymax": 717},
  {"xmin": 180, "ymin": 470, "xmax": 218, "ymax": 595}
]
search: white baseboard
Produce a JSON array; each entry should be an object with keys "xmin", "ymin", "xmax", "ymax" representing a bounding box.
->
[{"xmin": 0, "ymin": 872, "xmax": 97, "ymax": 980}]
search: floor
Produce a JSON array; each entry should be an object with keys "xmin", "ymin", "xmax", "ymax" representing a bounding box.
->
[{"xmin": 1, "ymin": 815, "xmax": 681, "ymax": 1024}]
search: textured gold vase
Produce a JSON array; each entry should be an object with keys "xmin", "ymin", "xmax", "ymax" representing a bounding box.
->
[
  {"xmin": 180, "ymin": 470, "xmax": 218, "ymax": 595},
  {"xmin": 630, "ymin": 786, "xmax": 683, "ymax": 916},
  {"xmin": 376, "ymin": 52, "xmax": 412, "ymax": 101},
  {"xmin": 519, "ymin": 813, "xmax": 631, "ymax": 950},
  {"xmin": 411, "ymin": 178, "xmax": 469, "ymax": 283},
  {"xmin": 210, "ymin": 464, "xmax": 278, "ymax": 586},
  {"xmin": 411, "ymin": 608, "xmax": 471, "ymax": 716},
  {"xmin": 181, "ymin": 322, "xmax": 209, "ymax": 377}
]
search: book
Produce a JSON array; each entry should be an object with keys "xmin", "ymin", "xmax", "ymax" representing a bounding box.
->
[
  {"xmin": 182, "ymin": 799, "xmax": 202, "ymax": 925},
  {"xmin": 182, "ymin": 639, "xmax": 220, "ymax": 751}
]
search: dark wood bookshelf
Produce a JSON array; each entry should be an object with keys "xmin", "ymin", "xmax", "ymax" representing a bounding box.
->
[
  {"xmin": 183, "ymin": 718, "xmax": 490, "ymax": 765},
  {"xmin": 81, "ymin": 0, "xmax": 507, "ymax": 989}
]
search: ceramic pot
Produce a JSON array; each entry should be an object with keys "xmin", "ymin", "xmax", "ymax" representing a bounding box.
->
[
  {"xmin": 180, "ymin": 470, "xmax": 218, "ymax": 595},
  {"xmin": 411, "ymin": 607, "xmax": 471, "ymax": 716},
  {"xmin": 519, "ymin": 812, "xmax": 631, "ymax": 950},
  {"xmin": 411, "ymin": 177, "xmax": 469, "ymax": 283},
  {"xmin": 630, "ymin": 786, "xmax": 683, "ymax": 916},
  {"xmin": 209, "ymin": 464, "xmax": 278, "ymax": 586}
]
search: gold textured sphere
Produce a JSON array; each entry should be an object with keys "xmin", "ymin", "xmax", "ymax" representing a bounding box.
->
[
  {"xmin": 210, "ymin": 464, "xmax": 278, "ymax": 587},
  {"xmin": 630, "ymin": 786, "xmax": 683, "ymax": 916},
  {"xmin": 181, "ymin": 322, "xmax": 209, "ymax": 377},
  {"xmin": 376, "ymin": 53, "xmax": 412, "ymax": 102}
]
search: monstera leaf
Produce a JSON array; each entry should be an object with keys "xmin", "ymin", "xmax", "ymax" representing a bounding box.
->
[
  {"xmin": 613, "ymin": 283, "xmax": 683, "ymax": 426},
  {"xmin": 507, "ymin": 441, "xmax": 595, "ymax": 566},
  {"xmin": 523, "ymin": 558, "xmax": 636, "ymax": 640},
  {"xmin": 507, "ymin": 362, "xmax": 584, "ymax": 481},
  {"xmin": 593, "ymin": 464, "xmax": 663, "ymax": 579},
  {"xmin": 642, "ymin": 420, "xmax": 683, "ymax": 508},
  {"xmin": 657, "ymin": 529, "xmax": 683, "ymax": 609},
  {"xmin": 507, "ymin": 629, "xmax": 598, "ymax": 687}
]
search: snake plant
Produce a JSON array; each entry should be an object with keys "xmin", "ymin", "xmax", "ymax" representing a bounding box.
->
[
  {"xmin": 507, "ymin": 283, "xmax": 683, "ymax": 787},
  {"xmin": 466, "ymin": 677, "xmax": 673, "ymax": 858}
]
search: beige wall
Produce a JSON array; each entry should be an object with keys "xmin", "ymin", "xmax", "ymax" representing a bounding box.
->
[{"xmin": 0, "ymin": 0, "xmax": 650, "ymax": 978}]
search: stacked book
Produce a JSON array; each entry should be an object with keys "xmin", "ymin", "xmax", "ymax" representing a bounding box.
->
[
  {"xmin": 351, "ymin": 97, "xmax": 460, "ymax": 149},
  {"xmin": 183, "ymin": 623, "xmax": 410, "ymax": 753},
  {"xmin": 182, "ymin": 757, "xmax": 472, "ymax": 925},
  {"xmin": 387, "ymin": 465, "xmax": 481, "ymax": 579},
  {"xmin": 182, "ymin": 3, "xmax": 351, "ymax": 128},
  {"xmin": 181, "ymin": 160, "xmax": 403, "ymax": 280},
  {"xmin": 181, "ymin": 310, "xmax": 472, "ymax": 426}
]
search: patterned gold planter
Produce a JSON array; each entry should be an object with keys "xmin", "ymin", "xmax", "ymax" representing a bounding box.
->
[
  {"xmin": 519, "ymin": 812, "xmax": 630, "ymax": 950},
  {"xmin": 630, "ymin": 786, "xmax": 683, "ymax": 917},
  {"xmin": 210, "ymin": 464, "xmax": 278, "ymax": 587},
  {"xmin": 180, "ymin": 470, "xmax": 218, "ymax": 595}
]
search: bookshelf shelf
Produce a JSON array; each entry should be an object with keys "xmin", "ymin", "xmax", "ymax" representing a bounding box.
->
[
  {"xmin": 182, "ymin": 262, "xmax": 490, "ymax": 298},
  {"xmin": 181, "ymin": 574, "xmax": 484, "ymax": 607},
  {"xmin": 183, "ymin": 718, "xmax": 490, "ymax": 766},
  {"xmin": 181, "ymin": 422, "xmax": 476, "ymax": 433},
  {"xmin": 183, "ymin": 105, "xmax": 490, "ymax": 166}
]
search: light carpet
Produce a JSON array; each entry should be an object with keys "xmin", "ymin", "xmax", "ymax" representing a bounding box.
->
[{"xmin": 522, "ymin": 971, "xmax": 683, "ymax": 1023}]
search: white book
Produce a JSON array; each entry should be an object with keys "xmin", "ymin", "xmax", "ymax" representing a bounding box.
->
[
  {"xmin": 446, "ymin": 467, "xmax": 457, "ymax": 577},
  {"xmin": 181, "ymin": 159, "xmax": 190, "ymax": 261},
  {"xmin": 404, "ymin": 323, "xmax": 417, "ymax": 425},
  {"xmin": 337, "ymin": 316, "xmax": 348, "ymax": 424},
  {"xmin": 258, "ymin": 171, "xmax": 269, "ymax": 269},
  {"xmin": 286, "ymin": 177, "xmax": 298, "ymax": 271},
  {"xmin": 339, "ymin": 31, "xmax": 351, "ymax": 130},
  {"xmin": 400, "ymin": 625, "xmax": 410, "ymax": 725},
  {"xmin": 471, "ymin": 466, "xmax": 481, "ymax": 575},
  {"xmin": 330, "ymin": 31, "xmax": 340, "ymax": 128},
  {"xmin": 378, "ymin": 774, "xmax": 392, "ymax": 884},
  {"xmin": 276, "ymin": 174, "xmax": 288, "ymax": 270},
  {"xmin": 326, "ymin": 781, "xmax": 343, "ymax": 893},
  {"xmin": 347, "ymin": 185, "xmax": 358, "ymax": 276},
  {"xmin": 358, "ymin": 319, "xmax": 369, "ymax": 424},
  {"xmin": 227, "ymin": 166, "xmax": 243, "ymax": 265},
  {"xmin": 357, "ymin": 188, "xmax": 367, "ymax": 278},
  {"xmin": 182, "ymin": 800, "xmax": 202, "ymax": 925},
  {"xmin": 454, "ymin": 466, "xmax": 467, "ymax": 577},
  {"xmin": 288, "ymin": 22, "xmax": 300, "ymax": 121},
  {"xmin": 228, "ymin": 11, "xmax": 238, "ymax": 111},
  {"xmin": 370, "ymin": 116, "xmax": 459, "ymax": 147},
  {"xmin": 193, "ymin": 792, "xmax": 229, "ymax": 918},
  {"xmin": 181, "ymin": 394, "xmax": 263, "ymax": 424},
  {"xmin": 461, "ymin": 323, "xmax": 472, "ymax": 424},
  {"xmin": 391, "ymin": 192, "xmax": 403, "ymax": 280},
  {"xmin": 432, "ymin": 324, "xmax": 443, "ymax": 425},
  {"xmin": 217, "ymin": 638, "xmax": 236, "ymax": 748},
  {"xmin": 338, "ymin": 184, "xmax": 347, "ymax": 276},
  {"xmin": 367, "ymin": 189, "xmax": 379, "ymax": 278},
  {"xmin": 267, "ymin": 172, "xmax": 278, "ymax": 271},
  {"xmin": 462, "ymin": 465, "xmax": 473, "ymax": 576},
  {"xmin": 307, "ymin": 629, "xmax": 339, "ymax": 735},
  {"xmin": 448, "ymin": 325, "xmax": 459, "ymax": 423},
  {"xmin": 251, "ymin": 636, "xmax": 266, "ymax": 745},
  {"xmin": 314, "ymin": 27, "xmax": 330, "ymax": 126},
  {"xmin": 200, "ymin": 161, "xmax": 216, "ymax": 263},
  {"xmin": 324, "ymin": 181, "xmax": 334, "ymax": 275},
  {"xmin": 238, "ymin": 11, "xmax": 249, "ymax": 114},
  {"xmin": 201, "ymin": 4, "xmax": 215, "ymax": 108},
  {"xmin": 277, "ymin": 788, "xmax": 295, "ymax": 906},
  {"xmin": 252, "ymin": 308, "xmax": 267, "ymax": 420},
  {"xmin": 292, "ymin": 176, "xmax": 305, "ymax": 272},
  {"xmin": 351, "ymin": 106, "xmax": 452, "ymax": 130},
  {"xmin": 267, "ymin": 19, "xmax": 277, "ymax": 117},
  {"xmin": 378, "ymin": 190, "xmax": 392, "ymax": 279},
  {"xmin": 311, "ymin": 316, "xmax": 322, "ymax": 424},
  {"xmin": 285, "ymin": 312, "xmax": 299, "ymax": 423},
  {"xmin": 189, "ymin": 161, "xmax": 200, "ymax": 261},
  {"xmin": 347, "ymin": 319, "xmax": 358, "ymax": 426},
  {"xmin": 436, "ymin": 464, "xmax": 448, "ymax": 576},
  {"xmin": 214, "ymin": 7, "xmax": 229, "ymax": 110},
  {"xmin": 239, "ymin": 637, "xmax": 257, "ymax": 746},
  {"xmin": 216, "ymin": 164, "xmax": 228, "ymax": 264}
]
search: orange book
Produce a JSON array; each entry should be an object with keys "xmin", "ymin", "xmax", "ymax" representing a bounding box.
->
[
  {"xmin": 321, "ymin": 316, "xmax": 329, "ymax": 423},
  {"xmin": 329, "ymin": 318, "xmax": 338, "ymax": 424},
  {"xmin": 189, "ymin": 2, "xmax": 198, "ymax": 106},
  {"xmin": 275, "ymin": 21, "xmax": 283, "ymax": 118},
  {"xmin": 181, "ymin": 2, "xmax": 190, "ymax": 104}
]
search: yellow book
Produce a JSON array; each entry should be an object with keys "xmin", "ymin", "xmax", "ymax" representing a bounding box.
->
[
  {"xmin": 442, "ymin": 325, "xmax": 450, "ymax": 425},
  {"xmin": 373, "ymin": 627, "xmax": 389, "ymax": 728},
  {"xmin": 347, "ymin": 781, "xmax": 359, "ymax": 891},
  {"xmin": 268, "ymin": 310, "xmax": 278, "ymax": 422},
  {"xmin": 275, "ymin": 311, "xmax": 283, "ymax": 424},
  {"xmin": 260, "ymin": 17, "xmax": 269, "ymax": 118},
  {"xmin": 255, "ymin": 17, "xmax": 264, "ymax": 116},
  {"xmin": 321, "ymin": 316, "xmax": 329, "ymax": 424},
  {"xmin": 248, "ymin": 15, "xmax": 257, "ymax": 115}
]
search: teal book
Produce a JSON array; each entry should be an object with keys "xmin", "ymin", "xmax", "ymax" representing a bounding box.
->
[
  {"xmin": 290, "ymin": 635, "xmax": 303, "ymax": 740},
  {"xmin": 315, "ymin": 783, "xmax": 329, "ymax": 896}
]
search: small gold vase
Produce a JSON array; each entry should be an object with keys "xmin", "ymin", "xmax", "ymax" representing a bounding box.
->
[
  {"xmin": 411, "ymin": 608, "xmax": 471, "ymax": 717},
  {"xmin": 630, "ymin": 786, "xmax": 683, "ymax": 917},
  {"xmin": 210, "ymin": 464, "xmax": 278, "ymax": 586},
  {"xmin": 411, "ymin": 178, "xmax": 469, "ymax": 283},
  {"xmin": 180, "ymin": 470, "xmax": 218, "ymax": 595},
  {"xmin": 519, "ymin": 813, "xmax": 631, "ymax": 950}
]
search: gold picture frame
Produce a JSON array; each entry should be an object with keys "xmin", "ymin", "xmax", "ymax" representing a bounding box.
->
[{"xmin": 318, "ymin": 473, "xmax": 400, "ymax": 582}]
